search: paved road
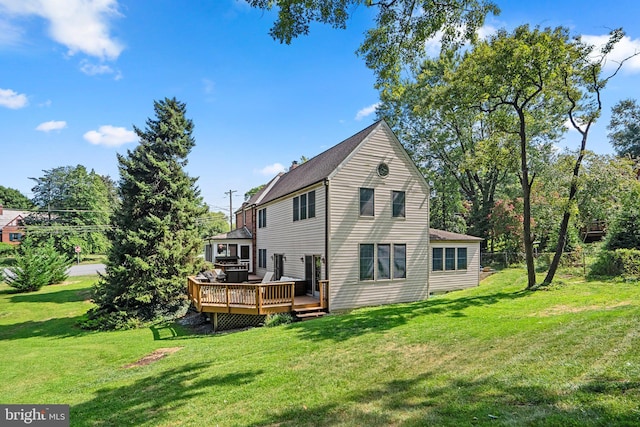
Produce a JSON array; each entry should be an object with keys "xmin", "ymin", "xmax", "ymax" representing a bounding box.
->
[
  {"xmin": 67, "ymin": 263, "xmax": 106, "ymax": 276},
  {"xmin": 2, "ymin": 263, "xmax": 106, "ymax": 279}
]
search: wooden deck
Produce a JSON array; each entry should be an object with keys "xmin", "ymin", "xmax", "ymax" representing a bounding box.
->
[{"xmin": 187, "ymin": 276, "xmax": 329, "ymax": 315}]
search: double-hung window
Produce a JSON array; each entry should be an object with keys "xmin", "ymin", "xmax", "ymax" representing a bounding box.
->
[
  {"xmin": 359, "ymin": 244, "xmax": 375, "ymax": 280},
  {"xmin": 392, "ymin": 191, "xmax": 405, "ymax": 217},
  {"xmin": 432, "ymin": 248, "xmax": 443, "ymax": 271},
  {"xmin": 258, "ymin": 208, "xmax": 267, "ymax": 228},
  {"xmin": 258, "ymin": 249, "xmax": 267, "ymax": 268},
  {"xmin": 360, "ymin": 188, "xmax": 374, "ymax": 216},
  {"xmin": 293, "ymin": 190, "xmax": 316, "ymax": 221},
  {"xmin": 457, "ymin": 248, "xmax": 467, "ymax": 270},
  {"xmin": 377, "ymin": 244, "xmax": 391, "ymax": 279},
  {"xmin": 393, "ymin": 244, "xmax": 406, "ymax": 279}
]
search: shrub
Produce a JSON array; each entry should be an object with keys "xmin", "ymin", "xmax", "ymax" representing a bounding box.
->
[
  {"xmin": 5, "ymin": 238, "xmax": 72, "ymax": 292},
  {"xmin": 589, "ymin": 248, "xmax": 640, "ymax": 279},
  {"xmin": 0, "ymin": 242, "xmax": 14, "ymax": 256},
  {"xmin": 264, "ymin": 313, "xmax": 294, "ymax": 327},
  {"xmin": 605, "ymin": 183, "xmax": 640, "ymax": 250}
]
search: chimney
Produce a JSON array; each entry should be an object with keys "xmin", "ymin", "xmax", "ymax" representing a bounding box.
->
[{"xmin": 290, "ymin": 160, "xmax": 299, "ymax": 171}]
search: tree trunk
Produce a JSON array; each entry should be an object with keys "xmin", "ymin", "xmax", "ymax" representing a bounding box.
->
[
  {"xmin": 542, "ymin": 134, "xmax": 588, "ymax": 286},
  {"xmin": 518, "ymin": 110, "xmax": 537, "ymax": 290}
]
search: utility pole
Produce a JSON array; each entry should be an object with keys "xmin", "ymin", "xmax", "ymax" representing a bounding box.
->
[{"xmin": 224, "ymin": 190, "xmax": 237, "ymax": 230}]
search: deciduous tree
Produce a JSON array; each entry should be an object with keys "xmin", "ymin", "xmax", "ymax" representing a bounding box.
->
[
  {"xmin": 608, "ymin": 98, "xmax": 640, "ymax": 158},
  {"xmin": 27, "ymin": 165, "xmax": 112, "ymax": 255},
  {"xmin": 248, "ymin": 0, "xmax": 499, "ymax": 88},
  {"xmin": 443, "ymin": 26, "xmax": 572, "ymax": 288},
  {"xmin": 0, "ymin": 186, "xmax": 33, "ymax": 210}
]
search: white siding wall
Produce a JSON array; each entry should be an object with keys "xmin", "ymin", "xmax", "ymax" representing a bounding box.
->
[
  {"xmin": 327, "ymin": 127, "xmax": 430, "ymax": 311},
  {"xmin": 256, "ymin": 183, "xmax": 326, "ymax": 280},
  {"xmin": 429, "ymin": 241, "xmax": 481, "ymax": 292}
]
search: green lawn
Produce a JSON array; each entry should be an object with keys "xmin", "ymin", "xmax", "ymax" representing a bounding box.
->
[{"xmin": 1, "ymin": 270, "xmax": 639, "ymax": 426}]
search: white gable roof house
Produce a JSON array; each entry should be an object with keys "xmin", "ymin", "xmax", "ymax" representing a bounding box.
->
[{"xmin": 189, "ymin": 121, "xmax": 483, "ymax": 330}]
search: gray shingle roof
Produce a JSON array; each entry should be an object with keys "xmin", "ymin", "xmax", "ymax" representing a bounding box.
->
[
  {"xmin": 429, "ymin": 228, "xmax": 483, "ymax": 242},
  {"xmin": 206, "ymin": 226, "xmax": 252, "ymax": 241},
  {"xmin": 258, "ymin": 120, "xmax": 383, "ymax": 205},
  {"xmin": 0, "ymin": 209, "xmax": 28, "ymax": 228}
]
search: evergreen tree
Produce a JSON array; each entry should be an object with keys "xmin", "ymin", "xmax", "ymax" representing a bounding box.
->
[
  {"xmin": 86, "ymin": 98, "xmax": 207, "ymax": 329},
  {"xmin": 5, "ymin": 237, "xmax": 70, "ymax": 292}
]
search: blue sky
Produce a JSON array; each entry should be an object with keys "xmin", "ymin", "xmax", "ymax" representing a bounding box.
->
[{"xmin": 1, "ymin": 1, "xmax": 639, "ymax": 215}]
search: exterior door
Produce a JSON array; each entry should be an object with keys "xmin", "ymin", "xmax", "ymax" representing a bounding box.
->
[
  {"xmin": 313, "ymin": 255, "xmax": 322, "ymax": 298},
  {"xmin": 274, "ymin": 254, "xmax": 284, "ymax": 281},
  {"xmin": 305, "ymin": 255, "xmax": 322, "ymax": 298},
  {"xmin": 240, "ymin": 245, "xmax": 251, "ymax": 271}
]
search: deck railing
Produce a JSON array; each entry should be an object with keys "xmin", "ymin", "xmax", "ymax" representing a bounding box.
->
[{"xmin": 187, "ymin": 277, "xmax": 329, "ymax": 315}]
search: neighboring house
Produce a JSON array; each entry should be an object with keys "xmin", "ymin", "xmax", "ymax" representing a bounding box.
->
[
  {"xmin": 0, "ymin": 205, "xmax": 27, "ymax": 245},
  {"xmin": 204, "ymin": 227, "xmax": 253, "ymax": 271},
  {"xmin": 204, "ymin": 173, "xmax": 284, "ymax": 273},
  {"xmin": 428, "ymin": 228, "xmax": 483, "ymax": 293}
]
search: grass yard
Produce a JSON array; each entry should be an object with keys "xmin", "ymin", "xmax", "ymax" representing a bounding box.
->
[{"xmin": 1, "ymin": 269, "xmax": 639, "ymax": 426}]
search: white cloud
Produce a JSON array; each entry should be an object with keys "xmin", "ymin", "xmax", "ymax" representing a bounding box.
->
[
  {"xmin": 476, "ymin": 24, "xmax": 497, "ymax": 41},
  {"xmin": 0, "ymin": 16, "xmax": 23, "ymax": 46},
  {"xmin": 422, "ymin": 24, "xmax": 497, "ymax": 57},
  {"xmin": 355, "ymin": 102, "xmax": 381, "ymax": 121},
  {"xmin": 36, "ymin": 120, "xmax": 67, "ymax": 132},
  {"xmin": 581, "ymin": 34, "xmax": 640, "ymax": 74},
  {"xmin": 0, "ymin": 88, "xmax": 28, "ymax": 109},
  {"xmin": 256, "ymin": 163, "xmax": 285, "ymax": 176},
  {"xmin": 83, "ymin": 125, "xmax": 137, "ymax": 147},
  {"xmin": 0, "ymin": 0, "xmax": 124, "ymax": 60},
  {"xmin": 80, "ymin": 60, "xmax": 122, "ymax": 79}
]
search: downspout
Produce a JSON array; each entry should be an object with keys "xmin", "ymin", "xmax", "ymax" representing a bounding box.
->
[
  {"xmin": 425, "ymin": 194, "xmax": 431, "ymax": 300},
  {"xmin": 324, "ymin": 179, "xmax": 330, "ymax": 311}
]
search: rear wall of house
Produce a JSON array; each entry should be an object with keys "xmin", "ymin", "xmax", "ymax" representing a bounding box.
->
[{"xmin": 327, "ymin": 127, "xmax": 430, "ymax": 311}]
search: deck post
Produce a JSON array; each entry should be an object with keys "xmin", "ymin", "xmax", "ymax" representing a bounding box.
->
[
  {"xmin": 290, "ymin": 283, "xmax": 295, "ymax": 308},
  {"xmin": 226, "ymin": 287, "xmax": 230, "ymax": 313},
  {"xmin": 256, "ymin": 285, "xmax": 262, "ymax": 314}
]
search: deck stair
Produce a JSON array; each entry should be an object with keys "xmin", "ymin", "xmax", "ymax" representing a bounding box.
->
[{"xmin": 293, "ymin": 306, "xmax": 327, "ymax": 320}]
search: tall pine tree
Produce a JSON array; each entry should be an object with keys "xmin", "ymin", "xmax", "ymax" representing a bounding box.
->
[{"xmin": 86, "ymin": 98, "xmax": 207, "ymax": 329}]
